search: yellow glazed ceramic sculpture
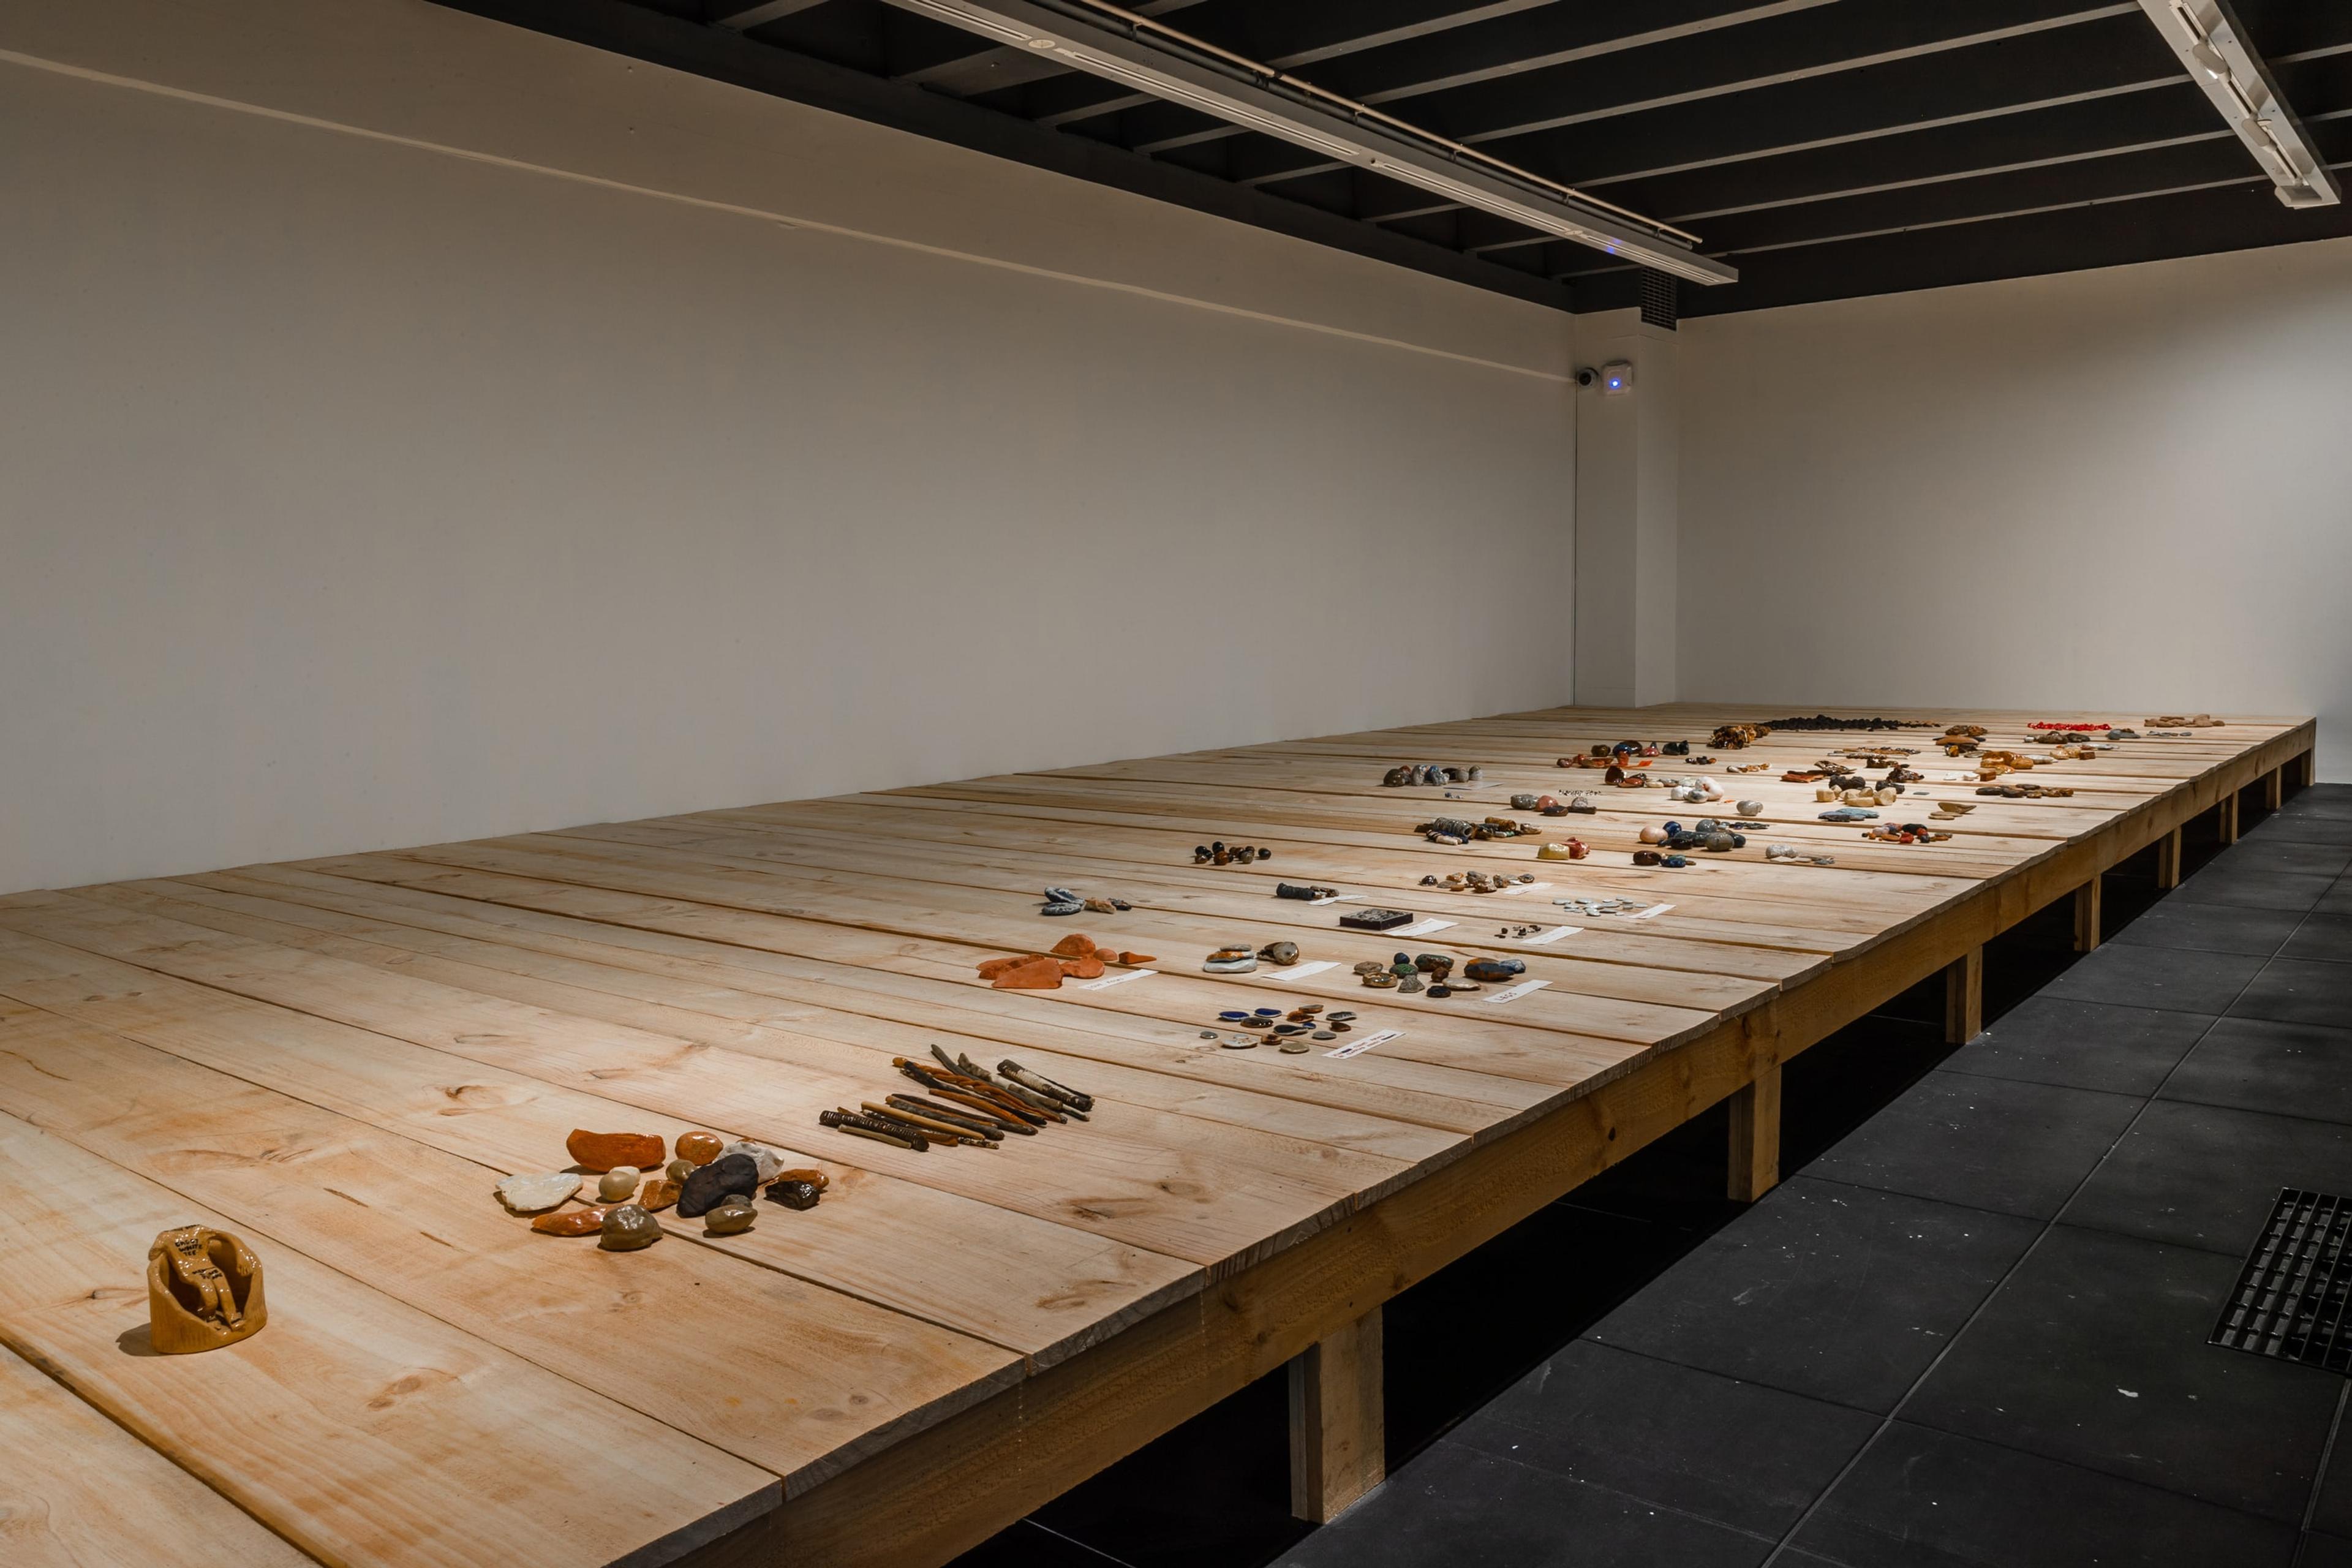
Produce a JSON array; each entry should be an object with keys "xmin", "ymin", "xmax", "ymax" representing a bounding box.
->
[{"xmin": 147, "ymin": 1225, "xmax": 266, "ymax": 1354}]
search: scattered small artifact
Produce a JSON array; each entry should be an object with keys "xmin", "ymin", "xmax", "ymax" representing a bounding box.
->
[
  {"xmin": 678, "ymin": 1153, "xmax": 761, "ymax": 1217},
  {"xmin": 703, "ymin": 1198, "xmax": 759, "ymax": 1235},
  {"xmin": 1203, "ymin": 944, "xmax": 1258, "ymax": 973},
  {"xmin": 1463, "ymin": 957, "xmax": 1525, "ymax": 982},
  {"xmin": 1258, "ymin": 940, "xmax": 1300, "ymax": 967},
  {"xmin": 1536, "ymin": 839, "xmax": 1588, "ymax": 861},
  {"xmin": 638, "ymin": 1179, "xmax": 681, "ymax": 1213},
  {"xmin": 496, "ymin": 1170, "xmax": 582, "ymax": 1215},
  {"xmin": 531, "ymin": 1206, "xmax": 611, "ymax": 1236},
  {"xmin": 2146, "ymin": 714, "xmax": 2222, "ymax": 728},
  {"xmin": 720, "ymin": 1141, "xmax": 786, "ymax": 1183},
  {"xmin": 146, "ymin": 1226, "xmax": 266, "ymax": 1354},
  {"xmin": 1382, "ymin": 764, "xmax": 1482, "ymax": 786},
  {"xmin": 598, "ymin": 1204, "xmax": 660, "ymax": 1252},
  {"xmin": 1276, "ymin": 881, "xmax": 1338, "ymax": 900},
  {"xmin": 1040, "ymin": 885, "xmax": 1132, "ymax": 916},
  {"xmin": 596, "ymin": 1167, "xmax": 642, "ymax": 1203},
  {"xmin": 1864, "ymin": 824, "xmax": 1954, "ymax": 844},
  {"xmin": 566, "ymin": 1129, "xmax": 665, "ymax": 1174},
  {"xmin": 675, "ymin": 1131, "xmax": 725, "ymax": 1166},
  {"xmin": 1760, "ymin": 715, "xmax": 1937, "ymax": 733},
  {"xmin": 1765, "ymin": 845, "xmax": 1838, "ymax": 866},
  {"xmin": 1340, "ymin": 908, "xmax": 1416, "ymax": 932},
  {"xmin": 1736, "ymin": 799, "xmax": 1766, "ymax": 817},
  {"xmin": 1194, "ymin": 842, "xmax": 1273, "ymax": 866},
  {"xmin": 763, "ymin": 1179, "xmax": 823, "ymax": 1212}
]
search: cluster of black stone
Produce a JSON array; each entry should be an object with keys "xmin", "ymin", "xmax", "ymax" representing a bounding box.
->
[
  {"xmin": 1760, "ymin": 714, "xmax": 1938, "ymax": 732},
  {"xmin": 1194, "ymin": 841, "xmax": 1271, "ymax": 865}
]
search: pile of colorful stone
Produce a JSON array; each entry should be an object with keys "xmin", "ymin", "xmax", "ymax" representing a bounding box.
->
[
  {"xmin": 1382, "ymin": 763, "xmax": 1483, "ymax": 786},
  {"xmin": 1204, "ymin": 1003, "xmax": 1355, "ymax": 1052},
  {"xmin": 492, "ymin": 1128, "xmax": 826, "ymax": 1249},
  {"xmin": 1041, "ymin": 885, "xmax": 1133, "ymax": 916},
  {"xmin": 1510, "ymin": 792, "xmax": 1593, "ymax": 816},
  {"xmin": 1417, "ymin": 815, "xmax": 1543, "ymax": 845},
  {"xmin": 1351, "ymin": 952, "xmax": 1523, "ymax": 997},
  {"xmin": 1419, "ymin": 869, "xmax": 1542, "ymax": 891},
  {"xmin": 1194, "ymin": 841, "xmax": 1272, "ymax": 866}
]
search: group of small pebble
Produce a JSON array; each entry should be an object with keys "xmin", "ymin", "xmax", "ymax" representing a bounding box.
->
[
  {"xmin": 492, "ymin": 1128, "xmax": 826, "ymax": 1251},
  {"xmin": 1202, "ymin": 938, "xmax": 1301, "ymax": 973},
  {"xmin": 1382, "ymin": 764, "xmax": 1483, "ymax": 787},
  {"xmin": 1194, "ymin": 842, "xmax": 1273, "ymax": 867},
  {"xmin": 1355, "ymin": 952, "xmax": 1523, "ymax": 997},
  {"xmin": 1202, "ymin": 1002, "xmax": 1355, "ymax": 1052},
  {"xmin": 1041, "ymin": 885, "xmax": 1133, "ymax": 916},
  {"xmin": 1419, "ymin": 869, "xmax": 1544, "ymax": 892}
]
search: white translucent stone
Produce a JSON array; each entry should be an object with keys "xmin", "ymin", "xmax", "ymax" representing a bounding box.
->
[{"xmin": 495, "ymin": 1170, "xmax": 581, "ymax": 1215}]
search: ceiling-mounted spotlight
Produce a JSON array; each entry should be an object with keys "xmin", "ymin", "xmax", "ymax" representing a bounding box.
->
[{"xmin": 2135, "ymin": 0, "xmax": 2339, "ymax": 208}]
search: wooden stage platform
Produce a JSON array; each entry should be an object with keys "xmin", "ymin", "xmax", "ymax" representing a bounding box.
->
[{"xmin": 0, "ymin": 704, "xmax": 2316, "ymax": 1567}]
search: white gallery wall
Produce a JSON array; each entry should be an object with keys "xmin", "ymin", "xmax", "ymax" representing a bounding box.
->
[
  {"xmin": 1679, "ymin": 236, "xmax": 2352, "ymax": 780},
  {"xmin": 0, "ymin": 0, "xmax": 1577, "ymax": 895}
]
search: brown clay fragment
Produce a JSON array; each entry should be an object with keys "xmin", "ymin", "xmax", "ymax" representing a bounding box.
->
[
  {"xmin": 1049, "ymin": 933, "xmax": 1098, "ymax": 959},
  {"xmin": 531, "ymin": 1205, "xmax": 612, "ymax": 1236},
  {"xmin": 1120, "ymin": 951, "xmax": 1155, "ymax": 965},
  {"xmin": 990, "ymin": 955, "xmax": 1065, "ymax": 990},
  {"xmin": 1058, "ymin": 954, "xmax": 1106, "ymax": 979},
  {"xmin": 566, "ymin": 1129, "xmax": 666, "ymax": 1173}
]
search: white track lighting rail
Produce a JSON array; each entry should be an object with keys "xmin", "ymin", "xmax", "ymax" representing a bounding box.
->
[
  {"xmin": 875, "ymin": 0, "xmax": 1738, "ymax": 283},
  {"xmin": 2135, "ymin": 0, "xmax": 2339, "ymax": 207}
]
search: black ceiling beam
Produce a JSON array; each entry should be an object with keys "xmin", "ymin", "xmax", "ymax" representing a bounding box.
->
[
  {"xmin": 895, "ymin": 0, "xmax": 1208, "ymax": 94},
  {"xmin": 426, "ymin": 0, "xmax": 1575, "ymax": 308},
  {"xmin": 1229, "ymin": 0, "xmax": 2138, "ymax": 191}
]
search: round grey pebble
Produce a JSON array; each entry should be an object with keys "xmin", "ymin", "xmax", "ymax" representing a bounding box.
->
[
  {"xmin": 1313, "ymin": 1030, "xmax": 1336, "ymax": 1040},
  {"xmin": 1221, "ymin": 1038, "xmax": 1258, "ymax": 1050},
  {"xmin": 1199, "ymin": 1030, "xmax": 1219, "ymax": 1039},
  {"xmin": 1279, "ymin": 1041, "xmax": 1311, "ymax": 1054}
]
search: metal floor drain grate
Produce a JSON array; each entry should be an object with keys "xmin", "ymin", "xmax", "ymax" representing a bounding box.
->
[{"xmin": 2212, "ymin": 1188, "xmax": 2352, "ymax": 1372}]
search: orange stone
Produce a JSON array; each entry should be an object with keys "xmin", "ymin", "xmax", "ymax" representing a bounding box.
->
[
  {"xmin": 638, "ymin": 1179, "xmax": 681, "ymax": 1213},
  {"xmin": 566, "ymin": 1129, "xmax": 665, "ymax": 1174},
  {"xmin": 1049, "ymin": 933, "xmax": 1097, "ymax": 959},
  {"xmin": 990, "ymin": 955, "xmax": 1066, "ymax": 990},
  {"xmin": 1120, "ymin": 952, "xmax": 1156, "ymax": 965},
  {"xmin": 530, "ymin": 1205, "xmax": 611, "ymax": 1236},
  {"xmin": 1058, "ymin": 953, "xmax": 1106, "ymax": 979},
  {"xmin": 674, "ymin": 1131, "xmax": 725, "ymax": 1166},
  {"xmin": 976, "ymin": 956, "xmax": 1025, "ymax": 979},
  {"xmin": 1092, "ymin": 944, "xmax": 1120, "ymax": 962},
  {"xmin": 776, "ymin": 1167, "xmax": 830, "ymax": 1191}
]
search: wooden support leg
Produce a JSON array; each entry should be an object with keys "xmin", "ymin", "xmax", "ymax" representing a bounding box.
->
[
  {"xmin": 2154, "ymin": 826, "xmax": 2184, "ymax": 891},
  {"xmin": 1943, "ymin": 946, "xmax": 1984, "ymax": 1046},
  {"xmin": 2073, "ymin": 876, "xmax": 2103, "ymax": 954},
  {"xmin": 2218, "ymin": 790, "xmax": 2241, "ymax": 845},
  {"xmin": 1289, "ymin": 1308, "xmax": 1382, "ymax": 1525},
  {"xmin": 2264, "ymin": 767, "xmax": 2284, "ymax": 812},
  {"xmin": 1726, "ymin": 1064, "xmax": 1782, "ymax": 1203},
  {"xmin": 2296, "ymin": 750, "xmax": 2317, "ymax": 790}
]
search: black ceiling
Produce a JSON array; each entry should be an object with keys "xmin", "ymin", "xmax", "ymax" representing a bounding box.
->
[{"xmin": 439, "ymin": 0, "xmax": 2352, "ymax": 315}]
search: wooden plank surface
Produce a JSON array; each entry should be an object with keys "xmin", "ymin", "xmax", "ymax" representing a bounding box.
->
[{"xmin": 0, "ymin": 703, "xmax": 2312, "ymax": 1568}]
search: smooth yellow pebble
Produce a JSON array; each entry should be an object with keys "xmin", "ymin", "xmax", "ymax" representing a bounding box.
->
[
  {"xmin": 665, "ymin": 1158, "xmax": 695, "ymax": 1183},
  {"xmin": 597, "ymin": 1167, "xmax": 641, "ymax": 1202}
]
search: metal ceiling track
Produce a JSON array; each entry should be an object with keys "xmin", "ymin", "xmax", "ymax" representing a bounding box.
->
[
  {"xmin": 2136, "ymin": 0, "xmax": 2340, "ymax": 207},
  {"xmin": 875, "ymin": 0, "xmax": 1739, "ymax": 284}
]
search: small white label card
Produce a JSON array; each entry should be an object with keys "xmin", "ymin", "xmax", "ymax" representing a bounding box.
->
[
  {"xmin": 1390, "ymin": 918, "xmax": 1457, "ymax": 938},
  {"xmin": 1517, "ymin": 925, "xmax": 1581, "ymax": 946},
  {"xmin": 1325, "ymin": 1028, "xmax": 1403, "ymax": 1059},
  {"xmin": 1496, "ymin": 881, "xmax": 1553, "ymax": 897},
  {"xmin": 1482, "ymin": 978, "xmax": 1552, "ymax": 1006},
  {"xmin": 1265, "ymin": 960, "xmax": 1340, "ymax": 982},
  {"xmin": 1076, "ymin": 969, "xmax": 1154, "ymax": 990},
  {"xmin": 1627, "ymin": 903, "xmax": 1673, "ymax": 921}
]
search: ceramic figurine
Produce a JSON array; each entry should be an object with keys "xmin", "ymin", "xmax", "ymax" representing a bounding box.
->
[{"xmin": 147, "ymin": 1225, "xmax": 266, "ymax": 1354}]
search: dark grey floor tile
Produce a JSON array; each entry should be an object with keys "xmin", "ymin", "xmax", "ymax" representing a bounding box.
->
[
  {"xmin": 2062, "ymin": 1098, "xmax": 2352, "ymax": 1255},
  {"xmin": 2109, "ymin": 899, "xmax": 2307, "ymax": 957},
  {"xmin": 2301, "ymin": 1389, "xmax": 2352, "ymax": 1538},
  {"xmin": 1454, "ymin": 1341, "xmax": 1877, "ymax": 1537},
  {"xmin": 1904, "ymin": 1224, "xmax": 2337, "ymax": 1520},
  {"xmin": 2172, "ymin": 867, "xmax": 2340, "ymax": 914},
  {"xmin": 1272, "ymin": 1441, "xmax": 1771, "ymax": 1568},
  {"xmin": 1944, "ymin": 997, "xmax": 2214, "ymax": 1096},
  {"xmin": 2214, "ymin": 837, "xmax": 2352, "ymax": 877},
  {"xmin": 2301, "ymin": 1535, "xmax": 2352, "ymax": 1568},
  {"xmin": 2160, "ymin": 1016, "xmax": 2352, "ymax": 1125},
  {"xmin": 2324, "ymin": 881, "xmax": 2352, "ymax": 918},
  {"xmin": 2043, "ymin": 943, "xmax": 2267, "ymax": 1016},
  {"xmin": 1806, "ymin": 1071, "xmax": 2141, "ymax": 1220},
  {"xmin": 1587, "ymin": 1178, "xmax": 2039, "ymax": 1414},
  {"xmin": 2283, "ymin": 914, "xmax": 2352, "ymax": 964},
  {"xmin": 2231, "ymin": 958, "xmax": 2352, "ymax": 1030},
  {"xmin": 1791, "ymin": 1421, "xmax": 2299, "ymax": 1568},
  {"xmin": 2277, "ymin": 787, "xmax": 2352, "ymax": 821}
]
